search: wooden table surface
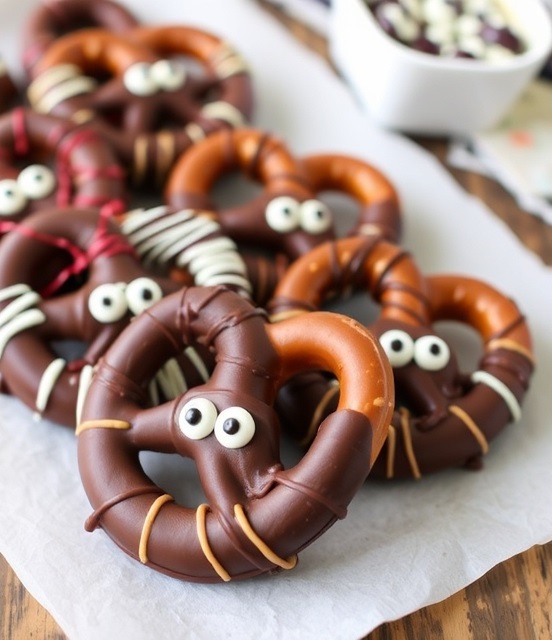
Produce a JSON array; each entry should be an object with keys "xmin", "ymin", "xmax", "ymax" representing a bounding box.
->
[{"xmin": 2, "ymin": 3, "xmax": 552, "ymax": 639}]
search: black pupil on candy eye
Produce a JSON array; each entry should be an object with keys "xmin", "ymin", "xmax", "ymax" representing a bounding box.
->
[
  {"xmin": 283, "ymin": 207, "xmax": 291, "ymax": 216},
  {"xmin": 5, "ymin": 189, "xmax": 13, "ymax": 197},
  {"xmin": 430, "ymin": 343, "xmax": 441, "ymax": 356},
  {"xmin": 391, "ymin": 339, "xmax": 403, "ymax": 352},
  {"xmin": 223, "ymin": 417, "xmax": 240, "ymax": 435},
  {"xmin": 141, "ymin": 288, "xmax": 153, "ymax": 301},
  {"xmin": 315, "ymin": 208, "xmax": 324, "ymax": 219},
  {"xmin": 102, "ymin": 297, "xmax": 112, "ymax": 307},
  {"xmin": 186, "ymin": 408, "xmax": 202, "ymax": 425}
]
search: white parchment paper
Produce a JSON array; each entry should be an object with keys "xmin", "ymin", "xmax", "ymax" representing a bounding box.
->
[{"xmin": 1, "ymin": 1, "xmax": 551, "ymax": 639}]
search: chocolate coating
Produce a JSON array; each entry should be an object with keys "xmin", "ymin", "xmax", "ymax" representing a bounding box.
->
[{"xmin": 77, "ymin": 285, "xmax": 393, "ymax": 582}]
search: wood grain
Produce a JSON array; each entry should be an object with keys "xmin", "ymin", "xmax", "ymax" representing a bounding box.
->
[{"xmin": 1, "ymin": 4, "xmax": 551, "ymax": 639}]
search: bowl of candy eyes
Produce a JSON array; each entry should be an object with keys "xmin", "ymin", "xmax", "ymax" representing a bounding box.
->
[{"xmin": 329, "ymin": 0, "xmax": 552, "ymax": 135}]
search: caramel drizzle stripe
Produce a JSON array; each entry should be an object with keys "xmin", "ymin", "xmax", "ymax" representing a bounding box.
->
[
  {"xmin": 196, "ymin": 504, "xmax": 231, "ymax": 582},
  {"xmin": 84, "ymin": 486, "xmax": 166, "ymax": 532},
  {"xmin": 299, "ymin": 381, "xmax": 340, "ymax": 448},
  {"xmin": 155, "ymin": 131, "xmax": 176, "ymax": 187},
  {"xmin": 133, "ymin": 136, "xmax": 148, "ymax": 186},
  {"xmin": 139, "ymin": 494, "xmax": 174, "ymax": 564},
  {"xmin": 399, "ymin": 408, "xmax": 422, "ymax": 480},
  {"xmin": 75, "ymin": 419, "xmax": 131, "ymax": 436},
  {"xmin": 233, "ymin": 504, "xmax": 297, "ymax": 570},
  {"xmin": 448, "ymin": 405, "xmax": 489, "ymax": 455},
  {"xmin": 386, "ymin": 424, "xmax": 397, "ymax": 480},
  {"xmin": 486, "ymin": 338, "xmax": 534, "ymax": 365}
]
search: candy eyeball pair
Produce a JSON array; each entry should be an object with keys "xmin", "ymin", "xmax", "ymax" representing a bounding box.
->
[
  {"xmin": 379, "ymin": 328, "xmax": 451, "ymax": 371},
  {"xmin": 265, "ymin": 196, "xmax": 332, "ymax": 235},
  {"xmin": 88, "ymin": 277, "xmax": 163, "ymax": 323},
  {"xmin": 179, "ymin": 397, "xmax": 255, "ymax": 449},
  {"xmin": 123, "ymin": 60, "xmax": 186, "ymax": 97},
  {"xmin": 0, "ymin": 165, "xmax": 56, "ymax": 216}
]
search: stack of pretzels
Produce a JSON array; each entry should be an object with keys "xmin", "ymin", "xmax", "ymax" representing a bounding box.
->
[{"xmin": 0, "ymin": 0, "xmax": 534, "ymax": 583}]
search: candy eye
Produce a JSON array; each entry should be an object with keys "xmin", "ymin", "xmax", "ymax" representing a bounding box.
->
[
  {"xmin": 123, "ymin": 62, "xmax": 158, "ymax": 97},
  {"xmin": 178, "ymin": 397, "xmax": 217, "ymax": 440},
  {"xmin": 265, "ymin": 196, "xmax": 301, "ymax": 233},
  {"xmin": 378, "ymin": 329, "xmax": 415, "ymax": 368},
  {"xmin": 299, "ymin": 199, "xmax": 333, "ymax": 234},
  {"xmin": 150, "ymin": 59, "xmax": 186, "ymax": 91},
  {"xmin": 413, "ymin": 335, "xmax": 450, "ymax": 371},
  {"xmin": 0, "ymin": 179, "xmax": 26, "ymax": 216},
  {"xmin": 125, "ymin": 277, "xmax": 163, "ymax": 316},
  {"xmin": 17, "ymin": 164, "xmax": 56, "ymax": 200},
  {"xmin": 214, "ymin": 406, "xmax": 256, "ymax": 449},
  {"xmin": 88, "ymin": 283, "xmax": 128, "ymax": 323}
]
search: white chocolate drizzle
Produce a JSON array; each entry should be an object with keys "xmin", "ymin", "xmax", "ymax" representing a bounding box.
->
[
  {"xmin": 121, "ymin": 206, "xmax": 251, "ymax": 298},
  {"xmin": 34, "ymin": 357, "xmax": 66, "ymax": 421},
  {"xmin": 0, "ymin": 285, "xmax": 45, "ymax": 359},
  {"xmin": 28, "ymin": 65, "xmax": 97, "ymax": 113}
]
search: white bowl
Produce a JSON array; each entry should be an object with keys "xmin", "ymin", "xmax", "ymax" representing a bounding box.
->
[{"xmin": 329, "ymin": 0, "xmax": 552, "ymax": 135}]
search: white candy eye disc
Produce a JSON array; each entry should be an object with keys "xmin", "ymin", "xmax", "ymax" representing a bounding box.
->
[
  {"xmin": 299, "ymin": 199, "xmax": 332, "ymax": 234},
  {"xmin": 17, "ymin": 164, "xmax": 56, "ymax": 200},
  {"xmin": 126, "ymin": 277, "xmax": 163, "ymax": 316},
  {"xmin": 414, "ymin": 335, "xmax": 450, "ymax": 371},
  {"xmin": 123, "ymin": 62, "xmax": 158, "ymax": 97},
  {"xmin": 379, "ymin": 329, "xmax": 415, "ymax": 368},
  {"xmin": 88, "ymin": 283, "xmax": 128, "ymax": 323},
  {"xmin": 214, "ymin": 406, "xmax": 256, "ymax": 449},
  {"xmin": 150, "ymin": 59, "xmax": 186, "ymax": 91},
  {"xmin": 178, "ymin": 397, "xmax": 217, "ymax": 440},
  {"xmin": 0, "ymin": 179, "xmax": 26, "ymax": 216},
  {"xmin": 265, "ymin": 196, "xmax": 301, "ymax": 233}
]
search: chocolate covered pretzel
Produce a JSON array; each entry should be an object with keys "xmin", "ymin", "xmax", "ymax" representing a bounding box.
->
[
  {"xmin": 0, "ymin": 207, "xmax": 206, "ymax": 427},
  {"xmin": 0, "ymin": 107, "xmax": 127, "ymax": 224},
  {"xmin": 28, "ymin": 25, "xmax": 253, "ymax": 188},
  {"xmin": 166, "ymin": 128, "xmax": 401, "ymax": 302},
  {"xmin": 77, "ymin": 285, "xmax": 393, "ymax": 582},
  {"xmin": 269, "ymin": 235, "xmax": 534, "ymax": 478}
]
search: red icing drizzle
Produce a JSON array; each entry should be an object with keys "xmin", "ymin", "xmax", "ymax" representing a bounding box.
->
[{"xmin": 0, "ymin": 208, "xmax": 137, "ymax": 297}]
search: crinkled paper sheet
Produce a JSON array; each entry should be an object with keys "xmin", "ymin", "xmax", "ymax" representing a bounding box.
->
[{"xmin": 1, "ymin": 1, "xmax": 551, "ymax": 639}]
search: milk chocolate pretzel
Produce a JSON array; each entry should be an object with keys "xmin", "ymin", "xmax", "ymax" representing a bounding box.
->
[
  {"xmin": 0, "ymin": 207, "xmax": 204, "ymax": 427},
  {"xmin": 0, "ymin": 107, "xmax": 127, "ymax": 223},
  {"xmin": 269, "ymin": 235, "xmax": 534, "ymax": 478},
  {"xmin": 28, "ymin": 25, "xmax": 253, "ymax": 187},
  {"xmin": 77, "ymin": 285, "xmax": 393, "ymax": 582},
  {"xmin": 22, "ymin": 0, "xmax": 139, "ymax": 78},
  {"xmin": 167, "ymin": 128, "xmax": 401, "ymax": 256}
]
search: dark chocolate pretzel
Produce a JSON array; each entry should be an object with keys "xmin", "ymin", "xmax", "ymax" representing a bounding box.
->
[
  {"xmin": 268, "ymin": 235, "xmax": 534, "ymax": 478},
  {"xmin": 22, "ymin": 0, "xmax": 140, "ymax": 78},
  {"xmin": 0, "ymin": 207, "xmax": 196, "ymax": 427},
  {"xmin": 0, "ymin": 107, "xmax": 127, "ymax": 223},
  {"xmin": 77, "ymin": 285, "xmax": 393, "ymax": 582},
  {"xmin": 28, "ymin": 25, "xmax": 253, "ymax": 188}
]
